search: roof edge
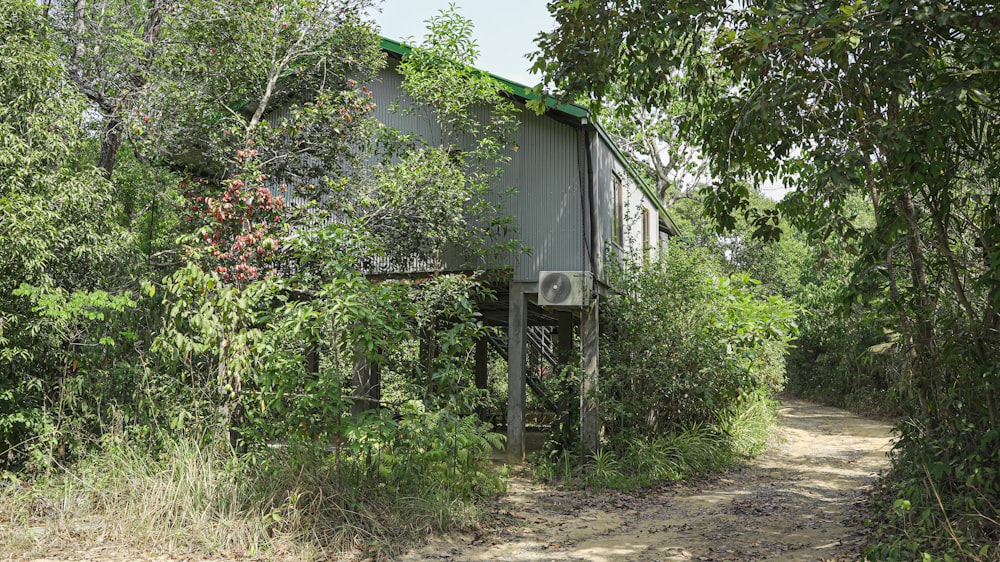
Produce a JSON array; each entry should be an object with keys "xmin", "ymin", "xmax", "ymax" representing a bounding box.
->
[
  {"xmin": 379, "ymin": 36, "xmax": 680, "ymax": 236},
  {"xmin": 379, "ymin": 37, "xmax": 590, "ymax": 120}
]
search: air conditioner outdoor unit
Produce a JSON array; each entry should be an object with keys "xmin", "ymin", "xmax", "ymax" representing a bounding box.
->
[{"xmin": 537, "ymin": 271, "xmax": 593, "ymax": 308}]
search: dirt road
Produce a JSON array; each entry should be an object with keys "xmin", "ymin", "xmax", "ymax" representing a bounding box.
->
[
  {"xmin": 9, "ymin": 398, "xmax": 893, "ymax": 562},
  {"xmin": 399, "ymin": 397, "xmax": 895, "ymax": 562}
]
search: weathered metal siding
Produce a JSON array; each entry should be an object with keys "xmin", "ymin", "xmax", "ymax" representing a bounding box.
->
[
  {"xmin": 262, "ymin": 57, "xmax": 588, "ymax": 281},
  {"xmin": 369, "ymin": 58, "xmax": 586, "ymax": 282},
  {"xmin": 502, "ymin": 110, "xmax": 585, "ymax": 282},
  {"xmin": 370, "ymin": 58, "xmax": 440, "ymax": 144},
  {"xmin": 590, "ymin": 132, "xmax": 660, "ymax": 282},
  {"xmin": 263, "ymin": 104, "xmax": 307, "ymax": 208}
]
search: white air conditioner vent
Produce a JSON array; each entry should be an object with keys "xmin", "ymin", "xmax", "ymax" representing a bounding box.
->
[{"xmin": 538, "ymin": 271, "xmax": 592, "ymax": 308}]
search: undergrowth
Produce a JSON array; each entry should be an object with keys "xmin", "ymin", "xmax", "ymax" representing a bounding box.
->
[
  {"xmin": 530, "ymin": 245, "xmax": 788, "ymax": 492},
  {"xmin": 0, "ymin": 430, "xmax": 505, "ymax": 561},
  {"xmin": 531, "ymin": 393, "xmax": 778, "ymax": 491},
  {"xmin": 863, "ymin": 418, "xmax": 1000, "ymax": 562}
]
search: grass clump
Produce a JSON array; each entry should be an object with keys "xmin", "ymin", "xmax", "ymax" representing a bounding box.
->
[
  {"xmin": 532, "ymin": 393, "xmax": 778, "ymax": 491},
  {"xmin": 0, "ymin": 425, "xmax": 505, "ymax": 561}
]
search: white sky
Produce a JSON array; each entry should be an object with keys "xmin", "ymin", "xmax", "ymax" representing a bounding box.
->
[{"xmin": 369, "ymin": 1, "xmax": 553, "ymax": 86}]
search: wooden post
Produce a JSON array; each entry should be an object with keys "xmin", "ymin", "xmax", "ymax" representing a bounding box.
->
[
  {"xmin": 506, "ymin": 283, "xmax": 528, "ymax": 463},
  {"xmin": 474, "ymin": 337, "xmax": 489, "ymax": 421},
  {"xmin": 580, "ymin": 300, "xmax": 600, "ymax": 453},
  {"xmin": 475, "ymin": 337, "xmax": 489, "ymax": 391}
]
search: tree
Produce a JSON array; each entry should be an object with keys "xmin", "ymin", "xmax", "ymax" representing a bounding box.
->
[
  {"xmin": 2, "ymin": 0, "xmax": 388, "ymax": 465},
  {"xmin": 381, "ymin": 4, "xmax": 521, "ymax": 268},
  {"xmin": 45, "ymin": 0, "xmax": 166, "ymax": 179},
  {"xmin": 1, "ymin": 0, "xmax": 138, "ymax": 466},
  {"xmin": 590, "ymin": 48, "xmax": 729, "ymax": 210},
  {"xmin": 152, "ymin": 0, "xmax": 382, "ymax": 170},
  {"xmin": 532, "ymin": 1, "xmax": 1000, "ymax": 555},
  {"xmin": 599, "ymin": 99, "xmax": 709, "ymax": 209},
  {"xmin": 149, "ymin": 4, "xmax": 524, "ymax": 447}
]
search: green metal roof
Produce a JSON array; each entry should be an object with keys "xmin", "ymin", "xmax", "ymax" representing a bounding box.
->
[
  {"xmin": 379, "ymin": 37, "xmax": 590, "ymax": 119},
  {"xmin": 379, "ymin": 36, "xmax": 679, "ymax": 236}
]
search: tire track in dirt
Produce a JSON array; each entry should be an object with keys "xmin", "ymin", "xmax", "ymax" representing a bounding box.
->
[{"xmin": 400, "ymin": 397, "xmax": 894, "ymax": 562}]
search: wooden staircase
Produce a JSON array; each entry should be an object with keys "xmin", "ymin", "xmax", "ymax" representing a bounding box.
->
[{"xmin": 485, "ymin": 326, "xmax": 562, "ymax": 415}]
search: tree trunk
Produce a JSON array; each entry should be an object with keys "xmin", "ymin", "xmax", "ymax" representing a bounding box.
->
[
  {"xmin": 895, "ymin": 190, "xmax": 938, "ymax": 419},
  {"xmin": 98, "ymin": 115, "xmax": 122, "ymax": 179},
  {"xmin": 80, "ymin": 0, "xmax": 165, "ymax": 179}
]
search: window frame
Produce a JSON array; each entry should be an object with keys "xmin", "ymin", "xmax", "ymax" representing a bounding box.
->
[
  {"xmin": 612, "ymin": 172, "xmax": 624, "ymax": 247},
  {"xmin": 641, "ymin": 206, "xmax": 651, "ymax": 262}
]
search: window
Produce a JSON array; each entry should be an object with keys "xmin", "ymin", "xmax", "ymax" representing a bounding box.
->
[
  {"xmin": 612, "ymin": 173, "xmax": 623, "ymax": 246},
  {"xmin": 641, "ymin": 207, "xmax": 651, "ymax": 262}
]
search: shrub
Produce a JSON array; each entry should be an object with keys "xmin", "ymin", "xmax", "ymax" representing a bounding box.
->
[
  {"xmin": 600, "ymin": 243, "xmax": 796, "ymax": 439},
  {"xmin": 532, "ymin": 244, "xmax": 792, "ymax": 490}
]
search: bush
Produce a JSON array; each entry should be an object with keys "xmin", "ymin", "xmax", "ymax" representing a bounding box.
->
[
  {"xmin": 600, "ymin": 243, "xmax": 795, "ymax": 439},
  {"xmin": 865, "ymin": 385, "xmax": 1000, "ymax": 561},
  {"xmin": 0, "ymin": 432, "xmax": 504, "ymax": 560},
  {"xmin": 1, "ymin": 244, "xmax": 508, "ymax": 558},
  {"xmin": 532, "ymin": 244, "xmax": 792, "ymax": 490}
]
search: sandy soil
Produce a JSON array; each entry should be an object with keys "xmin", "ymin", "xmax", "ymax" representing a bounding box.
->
[
  {"xmin": 398, "ymin": 397, "xmax": 894, "ymax": 562},
  {"xmin": 6, "ymin": 397, "xmax": 893, "ymax": 562}
]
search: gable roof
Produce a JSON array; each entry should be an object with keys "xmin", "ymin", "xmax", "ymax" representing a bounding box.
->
[{"xmin": 379, "ymin": 37, "xmax": 679, "ymax": 236}]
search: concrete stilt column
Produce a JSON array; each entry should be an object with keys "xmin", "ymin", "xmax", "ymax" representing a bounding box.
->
[
  {"xmin": 506, "ymin": 283, "xmax": 528, "ymax": 463},
  {"xmin": 580, "ymin": 300, "xmax": 600, "ymax": 453}
]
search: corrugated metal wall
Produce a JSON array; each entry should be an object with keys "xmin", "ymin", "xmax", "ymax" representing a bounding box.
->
[
  {"xmin": 502, "ymin": 111, "xmax": 585, "ymax": 282},
  {"xmin": 590, "ymin": 132, "xmax": 660, "ymax": 280},
  {"xmin": 368, "ymin": 59, "xmax": 586, "ymax": 283},
  {"xmin": 370, "ymin": 58, "xmax": 440, "ymax": 144},
  {"xmin": 262, "ymin": 56, "xmax": 678, "ymax": 285}
]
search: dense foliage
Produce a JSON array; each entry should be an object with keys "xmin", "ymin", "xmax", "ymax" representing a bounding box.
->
[
  {"xmin": 783, "ymin": 199, "xmax": 906, "ymax": 417},
  {"xmin": 1, "ymin": 0, "xmax": 139, "ymax": 468},
  {"xmin": 533, "ymin": 241, "xmax": 795, "ymax": 490},
  {"xmin": 534, "ymin": 0, "xmax": 1000, "ymax": 557},
  {"xmin": 601, "ymin": 244, "xmax": 795, "ymax": 439},
  {"xmin": 1, "ymin": 2, "xmax": 519, "ymax": 558}
]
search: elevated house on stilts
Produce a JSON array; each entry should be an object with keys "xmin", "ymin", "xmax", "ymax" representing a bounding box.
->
[{"xmin": 269, "ymin": 38, "xmax": 679, "ymax": 462}]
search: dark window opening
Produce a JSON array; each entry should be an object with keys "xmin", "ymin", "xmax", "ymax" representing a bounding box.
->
[
  {"xmin": 641, "ymin": 207, "xmax": 650, "ymax": 262},
  {"xmin": 612, "ymin": 173, "xmax": 623, "ymax": 246}
]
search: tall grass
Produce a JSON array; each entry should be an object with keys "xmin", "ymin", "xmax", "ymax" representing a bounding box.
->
[
  {"xmin": 532, "ymin": 394, "xmax": 777, "ymax": 491},
  {"xmin": 0, "ymin": 434, "xmax": 501, "ymax": 560},
  {"xmin": 720, "ymin": 392, "xmax": 779, "ymax": 458}
]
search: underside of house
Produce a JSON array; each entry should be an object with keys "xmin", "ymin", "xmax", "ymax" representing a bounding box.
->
[
  {"xmin": 339, "ymin": 40, "xmax": 680, "ymax": 462},
  {"xmin": 256, "ymin": 37, "xmax": 680, "ymax": 462}
]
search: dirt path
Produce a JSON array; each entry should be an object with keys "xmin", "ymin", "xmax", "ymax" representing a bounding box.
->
[
  {"xmin": 7, "ymin": 398, "xmax": 892, "ymax": 562},
  {"xmin": 399, "ymin": 397, "xmax": 894, "ymax": 562}
]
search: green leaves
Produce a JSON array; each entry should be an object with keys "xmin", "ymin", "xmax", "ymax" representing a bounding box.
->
[
  {"xmin": 0, "ymin": 0, "xmax": 145, "ymax": 469},
  {"xmin": 152, "ymin": 0, "xmax": 383, "ymax": 172},
  {"xmin": 386, "ymin": 5, "xmax": 521, "ymax": 268},
  {"xmin": 601, "ymin": 243, "xmax": 796, "ymax": 438}
]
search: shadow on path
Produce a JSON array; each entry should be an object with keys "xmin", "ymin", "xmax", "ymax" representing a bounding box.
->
[{"xmin": 401, "ymin": 396, "xmax": 895, "ymax": 562}]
